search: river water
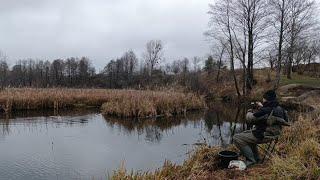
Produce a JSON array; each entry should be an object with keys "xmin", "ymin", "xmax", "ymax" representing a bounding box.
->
[{"xmin": 0, "ymin": 107, "xmax": 246, "ymax": 180}]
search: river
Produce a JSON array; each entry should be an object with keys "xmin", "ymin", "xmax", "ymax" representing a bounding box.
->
[{"xmin": 0, "ymin": 107, "xmax": 246, "ymax": 180}]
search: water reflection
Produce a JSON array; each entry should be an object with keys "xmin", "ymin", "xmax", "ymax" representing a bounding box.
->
[
  {"xmin": 0, "ymin": 112, "xmax": 99, "ymax": 148},
  {"xmin": 103, "ymin": 113, "xmax": 207, "ymax": 144},
  {"xmin": 0, "ymin": 105, "xmax": 247, "ymax": 180},
  {"xmin": 0, "ymin": 108, "xmax": 100, "ymax": 119},
  {"xmin": 102, "ymin": 105, "xmax": 247, "ymax": 146}
]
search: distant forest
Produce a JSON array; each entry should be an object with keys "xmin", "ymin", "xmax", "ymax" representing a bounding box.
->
[{"xmin": 0, "ymin": 40, "xmax": 212, "ymax": 90}]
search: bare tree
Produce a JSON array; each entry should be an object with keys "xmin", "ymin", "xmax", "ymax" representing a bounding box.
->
[
  {"xmin": 207, "ymin": 0, "xmax": 268, "ymax": 96},
  {"xmin": 269, "ymin": 0, "xmax": 290, "ymax": 89},
  {"xmin": 211, "ymin": 44, "xmax": 226, "ymax": 82},
  {"xmin": 120, "ymin": 50, "xmax": 138, "ymax": 86},
  {"xmin": 171, "ymin": 60, "xmax": 181, "ymax": 75},
  {"xmin": 207, "ymin": 0, "xmax": 241, "ymax": 96},
  {"xmin": 50, "ymin": 59, "xmax": 64, "ymax": 86},
  {"xmin": 0, "ymin": 52, "xmax": 8, "ymax": 89},
  {"xmin": 65, "ymin": 57, "xmax": 78, "ymax": 87},
  {"xmin": 285, "ymin": 0, "xmax": 316, "ymax": 79},
  {"xmin": 192, "ymin": 56, "xmax": 202, "ymax": 72},
  {"xmin": 234, "ymin": 0, "xmax": 269, "ymax": 90},
  {"xmin": 143, "ymin": 40, "xmax": 163, "ymax": 76},
  {"xmin": 122, "ymin": 50, "xmax": 138, "ymax": 77},
  {"xmin": 43, "ymin": 60, "xmax": 51, "ymax": 87}
]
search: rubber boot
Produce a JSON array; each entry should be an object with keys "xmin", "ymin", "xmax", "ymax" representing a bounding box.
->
[
  {"xmin": 251, "ymin": 145, "xmax": 261, "ymax": 163},
  {"xmin": 240, "ymin": 146, "xmax": 257, "ymax": 167}
]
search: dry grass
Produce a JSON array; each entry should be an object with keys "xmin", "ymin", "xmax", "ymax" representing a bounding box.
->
[
  {"xmin": 269, "ymin": 113, "xmax": 320, "ymax": 179},
  {"xmin": 110, "ymin": 146, "xmax": 223, "ymax": 180},
  {"xmin": 0, "ymin": 88, "xmax": 205, "ymax": 118},
  {"xmin": 111, "ymin": 111, "xmax": 320, "ymax": 180},
  {"xmin": 0, "ymin": 88, "xmax": 109, "ymax": 111},
  {"xmin": 101, "ymin": 90, "xmax": 205, "ymax": 118}
]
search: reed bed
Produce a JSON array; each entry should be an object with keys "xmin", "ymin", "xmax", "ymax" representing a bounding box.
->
[
  {"xmin": 101, "ymin": 90, "xmax": 205, "ymax": 118},
  {"xmin": 111, "ymin": 111, "xmax": 320, "ymax": 180},
  {"xmin": 0, "ymin": 88, "xmax": 205, "ymax": 118}
]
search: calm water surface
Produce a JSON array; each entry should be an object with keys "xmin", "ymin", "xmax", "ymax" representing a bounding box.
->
[{"xmin": 0, "ymin": 107, "xmax": 245, "ymax": 180}]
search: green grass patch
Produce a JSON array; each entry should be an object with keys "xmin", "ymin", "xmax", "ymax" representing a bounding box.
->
[{"xmin": 280, "ymin": 74, "xmax": 320, "ymax": 87}]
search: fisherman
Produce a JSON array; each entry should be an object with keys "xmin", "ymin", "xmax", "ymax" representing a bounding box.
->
[{"xmin": 233, "ymin": 90, "xmax": 288, "ymax": 167}]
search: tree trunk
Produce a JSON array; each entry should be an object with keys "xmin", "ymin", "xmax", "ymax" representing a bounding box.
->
[
  {"xmin": 274, "ymin": 0, "xmax": 285, "ymax": 89},
  {"xmin": 287, "ymin": 18, "xmax": 295, "ymax": 79},
  {"xmin": 247, "ymin": 27, "xmax": 254, "ymax": 91},
  {"xmin": 226, "ymin": 1, "xmax": 241, "ymax": 97},
  {"xmin": 229, "ymin": 30, "xmax": 241, "ymax": 97},
  {"xmin": 242, "ymin": 67, "xmax": 247, "ymax": 96},
  {"xmin": 216, "ymin": 47, "xmax": 225, "ymax": 83}
]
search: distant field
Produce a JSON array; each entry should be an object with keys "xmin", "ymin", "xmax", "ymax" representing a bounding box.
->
[
  {"xmin": 0, "ymin": 88, "xmax": 205, "ymax": 118},
  {"xmin": 280, "ymin": 74, "xmax": 320, "ymax": 87},
  {"xmin": 254, "ymin": 69, "xmax": 320, "ymax": 87}
]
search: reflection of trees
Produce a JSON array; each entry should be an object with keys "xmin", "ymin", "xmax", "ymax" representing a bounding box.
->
[
  {"xmin": 0, "ymin": 105, "xmax": 249, "ymax": 146},
  {"xmin": 229, "ymin": 106, "xmax": 241, "ymax": 144},
  {"xmin": 203, "ymin": 104, "xmax": 246, "ymax": 147},
  {"xmin": 144, "ymin": 126, "xmax": 162, "ymax": 143},
  {"xmin": 0, "ymin": 108, "xmax": 99, "ymax": 120},
  {"xmin": 103, "ymin": 104, "xmax": 247, "ymax": 145},
  {"xmin": 204, "ymin": 105, "xmax": 245, "ymax": 131},
  {"xmin": 0, "ymin": 118, "xmax": 10, "ymax": 140},
  {"xmin": 0, "ymin": 110, "xmax": 95, "ymax": 138},
  {"xmin": 103, "ymin": 113, "xmax": 204, "ymax": 144},
  {"xmin": 204, "ymin": 111, "xmax": 218, "ymax": 132}
]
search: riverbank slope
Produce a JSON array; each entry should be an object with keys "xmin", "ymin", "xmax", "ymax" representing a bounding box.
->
[
  {"xmin": 111, "ymin": 84, "xmax": 320, "ymax": 179},
  {"xmin": 112, "ymin": 111, "xmax": 320, "ymax": 179}
]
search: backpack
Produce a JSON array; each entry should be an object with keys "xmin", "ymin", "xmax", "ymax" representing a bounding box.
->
[
  {"xmin": 264, "ymin": 107, "xmax": 290, "ymax": 137},
  {"xmin": 266, "ymin": 107, "xmax": 290, "ymax": 127}
]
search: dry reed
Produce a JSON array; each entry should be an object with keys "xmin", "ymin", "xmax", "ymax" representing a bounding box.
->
[
  {"xmin": 0, "ymin": 88, "xmax": 206, "ymax": 118},
  {"xmin": 101, "ymin": 90, "xmax": 205, "ymax": 118}
]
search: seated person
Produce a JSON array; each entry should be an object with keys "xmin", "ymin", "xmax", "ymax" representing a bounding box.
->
[{"xmin": 233, "ymin": 90, "xmax": 288, "ymax": 166}]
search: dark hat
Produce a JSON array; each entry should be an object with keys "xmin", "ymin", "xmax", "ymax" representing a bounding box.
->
[{"xmin": 263, "ymin": 90, "xmax": 277, "ymax": 101}]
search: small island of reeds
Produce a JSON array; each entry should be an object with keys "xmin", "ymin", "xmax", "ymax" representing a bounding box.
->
[{"xmin": 0, "ymin": 88, "xmax": 206, "ymax": 118}]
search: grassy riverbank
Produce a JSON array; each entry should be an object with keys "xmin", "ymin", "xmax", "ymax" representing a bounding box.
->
[
  {"xmin": 111, "ymin": 110, "xmax": 320, "ymax": 179},
  {"xmin": 0, "ymin": 88, "xmax": 205, "ymax": 118}
]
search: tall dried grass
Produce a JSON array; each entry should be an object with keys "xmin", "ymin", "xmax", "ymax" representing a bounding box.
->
[
  {"xmin": 110, "ymin": 146, "xmax": 223, "ymax": 180},
  {"xmin": 0, "ymin": 88, "xmax": 205, "ymax": 118},
  {"xmin": 101, "ymin": 90, "xmax": 205, "ymax": 118},
  {"xmin": 269, "ymin": 113, "xmax": 320, "ymax": 179}
]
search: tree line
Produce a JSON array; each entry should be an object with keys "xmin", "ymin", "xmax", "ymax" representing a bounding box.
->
[
  {"xmin": 0, "ymin": 56, "xmax": 96, "ymax": 88},
  {"xmin": 0, "ymin": 40, "xmax": 221, "ymax": 91}
]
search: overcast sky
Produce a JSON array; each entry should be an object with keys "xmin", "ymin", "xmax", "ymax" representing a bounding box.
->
[{"xmin": 0, "ymin": 0, "xmax": 212, "ymax": 70}]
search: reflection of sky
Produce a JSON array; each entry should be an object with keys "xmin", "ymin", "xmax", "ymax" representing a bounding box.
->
[{"xmin": 0, "ymin": 111, "xmax": 244, "ymax": 180}]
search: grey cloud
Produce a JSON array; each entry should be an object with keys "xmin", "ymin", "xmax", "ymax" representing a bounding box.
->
[{"xmin": 0, "ymin": 0, "xmax": 211, "ymax": 70}]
